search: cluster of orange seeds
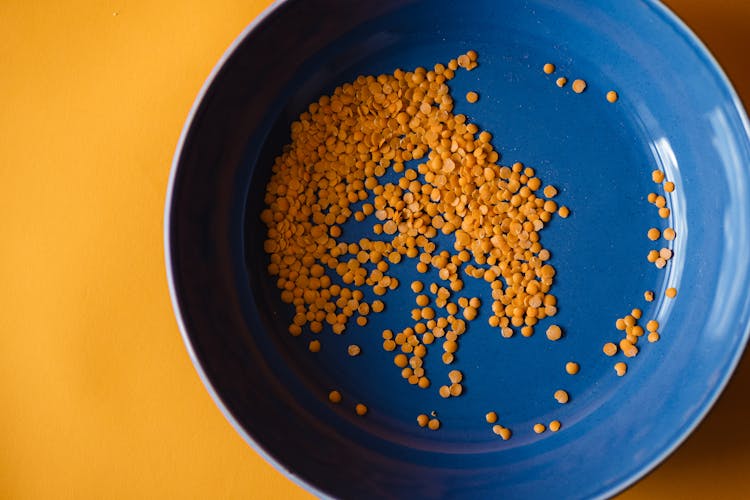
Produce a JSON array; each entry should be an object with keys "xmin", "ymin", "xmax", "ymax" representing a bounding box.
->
[
  {"xmin": 485, "ymin": 411, "xmax": 512, "ymax": 440},
  {"xmin": 262, "ymin": 51, "xmax": 568, "ymax": 365}
]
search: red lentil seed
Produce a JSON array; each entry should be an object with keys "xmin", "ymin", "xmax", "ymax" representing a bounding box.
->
[{"xmin": 565, "ymin": 362, "xmax": 580, "ymax": 375}]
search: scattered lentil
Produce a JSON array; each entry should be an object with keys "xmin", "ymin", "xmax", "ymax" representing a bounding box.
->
[
  {"xmin": 309, "ymin": 340, "xmax": 321, "ymax": 353},
  {"xmin": 565, "ymin": 361, "xmax": 579, "ymax": 375},
  {"xmin": 543, "ymin": 63, "xmax": 556, "ymax": 74},
  {"xmin": 328, "ymin": 390, "xmax": 342, "ymax": 403},
  {"xmin": 572, "ymin": 79, "xmax": 587, "ymax": 93},
  {"xmin": 486, "ymin": 411, "xmax": 498, "ymax": 424},
  {"xmin": 647, "ymin": 228, "xmax": 660, "ymax": 241},
  {"xmin": 546, "ymin": 324, "xmax": 563, "ymax": 341},
  {"xmin": 556, "ymin": 77, "xmax": 568, "ymax": 87},
  {"xmin": 466, "ymin": 91, "xmax": 479, "ymax": 103},
  {"xmin": 355, "ymin": 403, "xmax": 368, "ymax": 416},
  {"xmin": 348, "ymin": 344, "xmax": 361, "ymax": 356},
  {"xmin": 614, "ymin": 362, "xmax": 627, "ymax": 377},
  {"xmin": 428, "ymin": 418, "xmax": 441, "ymax": 430},
  {"xmin": 533, "ymin": 423, "xmax": 546, "ymax": 434},
  {"xmin": 417, "ymin": 414, "xmax": 429, "ymax": 427},
  {"xmin": 554, "ymin": 389, "xmax": 569, "ymax": 404},
  {"xmin": 663, "ymin": 227, "xmax": 676, "ymax": 241},
  {"xmin": 606, "ymin": 91, "xmax": 618, "ymax": 103},
  {"xmin": 644, "ymin": 290, "xmax": 655, "ymax": 302},
  {"xmin": 603, "ymin": 342, "xmax": 617, "ymax": 356},
  {"xmin": 666, "ymin": 287, "xmax": 677, "ymax": 298}
]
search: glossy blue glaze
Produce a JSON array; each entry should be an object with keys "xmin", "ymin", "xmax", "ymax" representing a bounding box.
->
[{"xmin": 165, "ymin": 0, "xmax": 750, "ymax": 498}]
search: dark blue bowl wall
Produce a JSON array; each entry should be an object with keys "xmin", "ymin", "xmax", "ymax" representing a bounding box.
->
[{"xmin": 168, "ymin": 0, "xmax": 750, "ymax": 498}]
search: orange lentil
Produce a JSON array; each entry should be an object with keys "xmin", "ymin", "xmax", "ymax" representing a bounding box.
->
[
  {"xmin": 666, "ymin": 287, "xmax": 677, "ymax": 298},
  {"xmin": 572, "ymin": 79, "xmax": 587, "ymax": 93},
  {"xmin": 355, "ymin": 403, "xmax": 368, "ymax": 416},
  {"xmin": 328, "ymin": 390, "xmax": 342, "ymax": 403},
  {"xmin": 554, "ymin": 389, "xmax": 569, "ymax": 404},
  {"xmin": 565, "ymin": 361, "xmax": 580, "ymax": 375},
  {"xmin": 546, "ymin": 324, "xmax": 563, "ymax": 341},
  {"xmin": 603, "ymin": 342, "xmax": 617, "ymax": 356},
  {"xmin": 606, "ymin": 91, "xmax": 618, "ymax": 103},
  {"xmin": 543, "ymin": 63, "xmax": 555, "ymax": 74},
  {"xmin": 614, "ymin": 362, "xmax": 627, "ymax": 376}
]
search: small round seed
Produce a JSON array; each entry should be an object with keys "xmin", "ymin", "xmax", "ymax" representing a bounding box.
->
[
  {"xmin": 644, "ymin": 290, "xmax": 655, "ymax": 302},
  {"xmin": 554, "ymin": 389, "xmax": 569, "ymax": 404},
  {"xmin": 572, "ymin": 79, "xmax": 587, "ymax": 93},
  {"xmin": 533, "ymin": 423, "xmax": 546, "ymax": 434},
  {"xmin": 417, "ymin": 414, "xmax": 429, "ymax": 427},
  {"xmin": 348, "ymin": 344, "xmax": 361, "ymax": 356},
  {"xmin": 328, "ymin": 390, "xmax": 342, "ymax": 403},
  {"xmin": 546, "ymin": 324, "xmax": 563, "ymax": 341},
  {"xmin": 606, "ymin": 91, "xmax": 618, "ymax": 103},
  {"xmin": 439, "ymin": 385, "xmax": 451, "ymax": 398},
  {"xmin": 549, "ymin": 420, "xmax": 562, "ymax": 432},
  {"xmin": 565, "ymin": 361, "xmax": 579, "ymax": 375},
  {"xmin": 556, "ymin": 77, "xmax": 568, "ymax": 87},
  {"xmin": 603, "ymin": 342, "xmax": 617, "ymax": 356},
  {"xmin": 355, "ymin": 403, "xmax": 368, "ymax": 416},
  {"xmin": 666, "ymin": 287, "xmax": 677, "ymax": 298},
  {"xmin": 448, "ymin": 369, "xmax": 463, "ymax": 384},
  {"xmin": 309, "ymin": 340, "xmax": 321, "ymax": 353},
  {"xmin": 647, "ymin": 228, "xmax": 660, "ymax": 241},
  {"xmin": 486, "ymin": 411, "xmax": 498, "ymax": 424},
  {"xmin": 663, "ymin": 227, "xmax": 676, "ymax": 240},
  {"xmin": 428, "ymin": 418, "xmax": 440, "ymax": 430},
  {"xmin": 466, "ymin": 91, "xmax": 479, "ymax": 103},
  {"xmin": 614, "ymin": 362, "xmax": 627, "ymax": 376},
  {"xmin": 543, "ymin": 63, "xmax": 556, "ymax": 74}
]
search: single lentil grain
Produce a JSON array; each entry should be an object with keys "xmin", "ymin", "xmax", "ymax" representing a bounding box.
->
[{"xmin": 554, "ymin": 389, "xmax": 569, "ymax": 404}]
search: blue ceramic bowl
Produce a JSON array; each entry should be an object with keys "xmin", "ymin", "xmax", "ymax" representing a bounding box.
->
[{"xmin": 165, "ymin": 0, "xmax": 750, "ymax": 498}]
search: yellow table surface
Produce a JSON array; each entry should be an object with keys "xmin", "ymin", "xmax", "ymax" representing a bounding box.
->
[{"xmin": 2, "ymin": 1, "xmax": 749, "ymax": 498}]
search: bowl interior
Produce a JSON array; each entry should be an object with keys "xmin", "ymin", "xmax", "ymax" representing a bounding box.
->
[{"xmin": 167, "ymin": 0, "xmax": 750, "ymax": 498}]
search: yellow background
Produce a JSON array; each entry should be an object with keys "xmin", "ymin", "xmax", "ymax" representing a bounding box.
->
[{"xmin": 1, "ymin": 0, "xmax": 748, "ymax": 498}]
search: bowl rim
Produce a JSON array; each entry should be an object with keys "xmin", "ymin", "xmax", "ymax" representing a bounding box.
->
[{"xmin": 163, "ymin": 1, "xmax": 750, "ymax": 498}]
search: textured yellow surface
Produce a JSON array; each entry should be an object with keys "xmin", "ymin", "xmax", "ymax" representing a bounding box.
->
[{"xmin": 0, "ymin": 1, "xmax": 747, "ymax": 498}]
